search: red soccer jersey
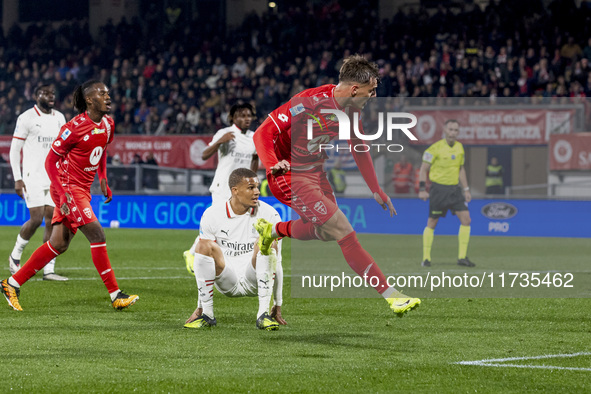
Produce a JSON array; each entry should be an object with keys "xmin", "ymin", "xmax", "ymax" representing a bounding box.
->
[
  {"xmin": 255, "ymin": 84, "xmax": 384, "ymax": 199},
  {"xmin": 261, "ymin": 84, "xmax": 348, "ymax": 170},
  {"xmin": 50, "ymin": 112, "xmax": 114, "ymax": 191}
]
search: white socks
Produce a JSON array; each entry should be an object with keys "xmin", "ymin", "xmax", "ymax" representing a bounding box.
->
[
  {"xmin": 256, "ymin": 250, "xmax": 276, "ymax": 318},
  {"xmin": 8, "ymin": 277, "xmax": 20, "ymax": 288},
  {"xmin": 11, "ymin": 234, "xmax": 29, "ymax": 260},
  {"xmin": 189, "ymin": 237, "xmax": 199, "ymax": 257},
  {"xmin": 11, "ymin": 236, "xmax": 57, "ymax": 275},
  {"xmin": 194, "ymin": 253, "xmax": 216, "ymax": 318},
  {"xmin": 110, "ymin": 290, "xmax": 121, "ymax": 302},
  {"xmin": 44, "ymin": 258, "xmax": 56, "ymax": 275},
  {"xmin": 381, "ymin": 287, "xmax": 396, "ymax": 299}
]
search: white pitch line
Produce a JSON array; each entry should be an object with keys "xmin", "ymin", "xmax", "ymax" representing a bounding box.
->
[
  {"xmin": 30, "ymin": 276, "xmax": 193, "ymax": 281},
  {"xmin": 61, "ymin": 266, "xmax": 187, "ymax": 270},
  {"xmin": 461, "ymin": 363, "xmax": 591, "ymax": 372},
  {"xmin": 28, "ymin": 274, "xmax": 294, "ymax": 281},
  {"xmin": 456, "ymin": 352, "xmax": 591, "ymax": 372}
]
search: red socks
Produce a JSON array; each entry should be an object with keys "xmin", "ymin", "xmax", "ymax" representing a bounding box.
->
[
  {"xmin": 12, "ymin": 241, "xmax": 60, "ymax": 285},
  {"xmin": 275, "ymin": 221, "xmax": 388, "ymax": 295},
  {"xmin": 291, "ymin": 220, "xmax": 319, "ymax": 240},
  {"xmin": 12, "ymin": 241, "xmax": 119, "ymax": 294},
  {"xmin": 275, "ymin": 221, "xmax": 292, "ymax": 238},
  {"xmin": 90, "ymin": 243, "xmax": 119, "ymax": 293},
  {"xmin": 276, "ymin": 219, "xmax": 318, "ymax": 240},
  {"xmin": 337, "ymin": 232, "xmax": 389, "ymax": 294}
]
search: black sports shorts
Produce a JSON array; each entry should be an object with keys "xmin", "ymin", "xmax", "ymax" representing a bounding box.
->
[{"xmin": 428, "ymin": 182, "xmax": 468, "ymax": 219}]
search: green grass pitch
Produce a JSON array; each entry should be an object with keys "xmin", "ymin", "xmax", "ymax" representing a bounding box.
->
[{"xmin": 0, "ymin": 226, "xmax": 589, "ymax": 392}]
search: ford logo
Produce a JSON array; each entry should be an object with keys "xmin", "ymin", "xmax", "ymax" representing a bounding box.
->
[{"xmin": 481, "ymin": 202, "xmax": 518, "ymax": 219}]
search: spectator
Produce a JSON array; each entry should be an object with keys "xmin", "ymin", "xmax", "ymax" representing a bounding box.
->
[
  {"xmin": 186, "ymin": 105, "xmax": 201, "ymax": 133},
  {"xmin": 561, "ymin": 36, "xmax": 583, "ymax": 63},
  {"xmin": 392, "ymin": 154, "xmax": 414, "ymax": 194},
  {"xmin": 143, "ymin": 153, "xmax": 159, "ymax": 190},
  {"xmin": 1, "ymin": 0, "xmax": 591, "ymax": 136},
  {"xmin": 485, "ymin": 157, "xmax": 504, "ymax": 195}
]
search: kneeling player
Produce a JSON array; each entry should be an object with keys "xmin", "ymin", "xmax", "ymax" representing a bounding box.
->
[{"xmin": 184, "ymin": 168, "xmax": 286, "ymax": 330}]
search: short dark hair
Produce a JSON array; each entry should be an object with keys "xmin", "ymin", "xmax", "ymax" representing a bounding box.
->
[
  {"xmin": 339, "ymin": 54, "xmax": 380, "ymax": 84},
  {"xmin": 34, "ymin": 83, "xmax": 53, "ymax": 97},
  {"xmin": 72, "ymin": 80, "xmax": 104, "ymax": 114},
  {"xmin": 229, "ymin": 168, "xmax": 258, "ymax": 189},
  {"xmin": 444, "ymin": 119, "xmax": 459, "ymax": 126},
  {"xmin": 228, "ymin": 103, "xmax": 255, "ymax": 124}
]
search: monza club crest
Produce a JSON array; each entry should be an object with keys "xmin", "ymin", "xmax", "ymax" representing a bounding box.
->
[
  {"xmin": 313, "ymin": 201, "xmax": 327, "ymax": 215},
  {"xmin": 83, "ymin": 207, "xmax": 92, "ymax": 219}
]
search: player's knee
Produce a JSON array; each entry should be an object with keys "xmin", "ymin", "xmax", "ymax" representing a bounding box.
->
[
  {"xmin": 88, "ymin": 229, "xmax": 106, "ymax": 243},
  {"xmin": 318, "ymin": 211, "xmax": 353, "ymax": 241},
  {"xmin": 316, "ymin": 227, "xmax": 335, "ymax": 241},
  {"xmin": 79, "ymin": 221, "xmax": 107, "ymax": 243},
  {"xmin": 195, "ymin": 240, "xmax": 216, "ymax": 257},
  {"xmin": 50, "ymin": 239, "xmax": 69, "ymax": 254},
  {"xmin": 317, "ymin": 226, "xmax": 349, "ymax": 241},
  {"xmin": 427, "ymin": 218, "xmax": 438, "ymax": 229},
  {"xmin": 28, "ymin": 216, "xmax": 44, "ymax": 228}
]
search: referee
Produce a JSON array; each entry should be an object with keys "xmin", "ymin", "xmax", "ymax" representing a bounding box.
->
[{"xmin": 418, "ymin": 119, "xmax": 475, "ymax": 267}]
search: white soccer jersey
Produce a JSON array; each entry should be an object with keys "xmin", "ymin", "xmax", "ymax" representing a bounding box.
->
[
  {"xmin": 208, "ymin": 124, "xmax": 257, "ymax": 200},
  {"xmin": 10, "ymin": 105, "xmax": 66, "ymax": 188},
  {"xmin": 199, "ymin": 200, "xmax": 281, "ymax": 270}
]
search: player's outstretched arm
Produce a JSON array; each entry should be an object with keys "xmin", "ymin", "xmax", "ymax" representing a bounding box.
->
[
  {"xmin": 348, "ymin": 138, "xmax": 395, "ymax": 216},
  {"xmin": 100, "ymin": 179, "xmax": 113, "ymax": 203},
  {"xmin": 373, "ymin": 192, "xmax": 397, "ymax": 217},
  {"xmin": 97, "ymin": 149, "xmax": 112, "ymax": 203},
  {"xmin": 202, "ymin": 132, "xmax": 235, "ymax": 160},
  {"xmin": 14, "ymin": 180, "xmax": 26, "ymax": 199},
  {"xmin": 253, "ymin": 117, "xmax": 282, "ymax": 173},
  {"xmin": 270, "ymin": 160, "xmax": 290, "ymax": 175},
  {"xmin": 45, "ymin": 150, "xmax": 71, "ymax": 214},
  {"xmin": 250, "ymin": 154, "xmax": 259, "ymax": 172},
  {"xmin": 9, "ymin": 138, "xmax": 26, "ymax": 198}
]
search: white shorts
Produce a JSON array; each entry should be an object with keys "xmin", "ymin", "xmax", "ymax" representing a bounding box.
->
[
  {"xmin": 214, "ymin": 260, "xmax": 258, "ymax": 297},
  {"xmin": 23, "ymin": 185, "xmax": 55, "ymax": 209}
]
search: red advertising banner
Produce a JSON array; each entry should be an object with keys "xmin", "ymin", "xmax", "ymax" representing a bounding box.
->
[
  {"xmin": 0, "ymin": 135, "xmax": 216, "ymax": 169},
  {"xmin": 0, "ymin": 137, "xmax": 11, "ymax": 163},
  {"xmin": 108, "ymin": 136, "xmax": 216, "ymax": 169},
  {"xmin": 410, "ymin": 109, "xmax": 574, "ymax": 145},
  {"xmin": 549, "ymin": 133, "xmax": 591, "ymax": 170}
]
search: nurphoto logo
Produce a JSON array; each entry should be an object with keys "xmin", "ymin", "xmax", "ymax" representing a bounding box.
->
[{"xmin": 306, "ymin": 109, "xmax": 418, "ymax": 153}]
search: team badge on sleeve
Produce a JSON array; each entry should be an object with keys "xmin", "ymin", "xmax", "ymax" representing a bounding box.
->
[
  {"xmin": 313, "ymin": 201, "xmax": 327, "ymax": 215},
  {"xmin": 61, "ymin": 129, "xmax": 71, "ymax": 140},
  {"xmin": 289, "ymin": 103, "xmax": 305, "ymax": 117}
]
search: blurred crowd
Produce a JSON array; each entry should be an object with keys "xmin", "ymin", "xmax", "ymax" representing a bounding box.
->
[{"xmin": 1, "ymin": 0, "xmax": 591, "ymax": 135}]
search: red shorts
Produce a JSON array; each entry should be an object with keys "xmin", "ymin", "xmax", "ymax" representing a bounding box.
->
[
  {"xmin": 267, "ymin": 169, "xmax": 338, "ymax": 225},
  {"xmin": 50, "ymin": 186, "xmax": 97, "ymax": 234}
]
